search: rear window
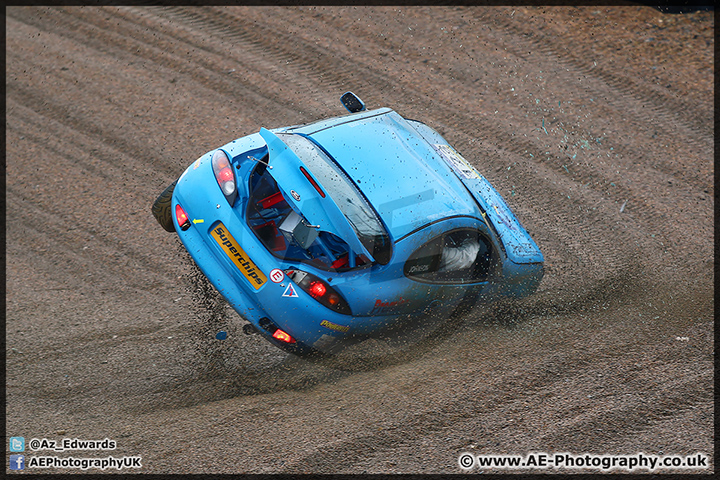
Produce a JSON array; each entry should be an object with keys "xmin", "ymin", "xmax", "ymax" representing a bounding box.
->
[
  {"xmin": 404, "ymin": 229, "xmax": 492, "ymax": 284},
  {"xmin": 277, "ymin": 133, "xmax": 392, "ymax": 265},
  {"xmin": 247, "ymin": 160, "xmax": 363, "ymax": 271}
]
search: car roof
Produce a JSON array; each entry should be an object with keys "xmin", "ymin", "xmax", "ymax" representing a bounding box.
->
[{"xmin": 288, "ymin": 109, "xmax": 482, "ymax": 240}]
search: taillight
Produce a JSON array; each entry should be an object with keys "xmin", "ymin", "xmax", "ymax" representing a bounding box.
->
[
  {"xmin": 212, "ymin": 149, "xmax": 238, "ymax": 206},
  {"xmin": 272, "ymin": 328, "xmax": 295, "ymax": 343},
  {"xmin": 285, "ymin": 269, "xmax": 351, "ymax": 315},
  {"xmin": 258, "ymin": 317, "xmax": 296, "ymax": 344},
  {"xmin": 175, "ymin": 204, "xmax": 191, "ymax": 231},
  {"xmin": 308, "ymin": 281, "xmax": 327, "ymax": 298}
]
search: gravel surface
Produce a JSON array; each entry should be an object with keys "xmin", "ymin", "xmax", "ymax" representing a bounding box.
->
[{"xmin": 6, "ymin": 5, "xmax": 714, "ymax": 474}]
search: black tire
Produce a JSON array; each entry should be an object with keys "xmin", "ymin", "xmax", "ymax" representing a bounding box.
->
[{"xmin": 151, "ymin": 179, "xmax": 178, "ymax": 232}]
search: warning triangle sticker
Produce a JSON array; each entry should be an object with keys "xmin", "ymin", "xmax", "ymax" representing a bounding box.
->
[{"xmin": 282, "ymin": 283, "xmax": 299, "ymax": 298}]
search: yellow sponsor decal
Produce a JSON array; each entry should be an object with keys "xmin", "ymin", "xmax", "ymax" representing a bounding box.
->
[
  {"xmin": 211, "ymin": 223, "xmax": 267, "ymax": 289},
  {"xmin": 320, "ymin": 319, "xmax": 350, "ymax": 333}
]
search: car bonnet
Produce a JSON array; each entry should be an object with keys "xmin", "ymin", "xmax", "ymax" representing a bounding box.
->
[
  {"xmin": 298, "ymin": 110, "xmax": 482, "ymax": 239},
  {"xmin": 259, "ymin": 128, "xmax": 375, "ymax": 262}
]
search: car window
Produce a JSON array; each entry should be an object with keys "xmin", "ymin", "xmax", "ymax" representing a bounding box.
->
[{"xmin": 404, "ymin": 229, "xmax": 492, "ymax": 284}]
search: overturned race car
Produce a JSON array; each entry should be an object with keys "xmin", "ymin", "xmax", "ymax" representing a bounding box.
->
[{"xmin": 152, "ymin": 92, "xmax": 543, "ymax": 357}]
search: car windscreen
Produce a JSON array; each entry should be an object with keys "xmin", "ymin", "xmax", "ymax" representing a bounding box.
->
[{"xmin": 276, "ymin": 133, "xmax": 392, "ymax": 264}]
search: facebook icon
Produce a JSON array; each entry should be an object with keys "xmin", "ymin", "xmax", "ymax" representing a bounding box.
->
[{"xmin": 10, "ymin": 454, "xmax": 25, "ymax": 470}]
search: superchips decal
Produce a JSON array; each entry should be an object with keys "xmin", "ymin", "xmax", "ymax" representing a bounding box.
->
[
  {"xmin": 211, "ymin": 224, "xmax": 267, "ymax": 289},
  {"xmin": 433, "ymin": 144, "xmax": 481, "ymax": 180}
]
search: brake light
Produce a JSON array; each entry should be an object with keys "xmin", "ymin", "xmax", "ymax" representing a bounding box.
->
[
  {"xmin": 308, "ymin": 281, "xmax": 327, "ymax": 298},
  {"xmin": 257, "ymin": 317, "xmax": 297, "ymax": 344},
  {"xmin": 212, "ymin": 150, "xmax": 238, "ymax": 205},
  {"xmin": 218, "ymin": 167, "xmax": 234, "ymax": 183},
  {"xmin": 272, "ymin": 328, "xmax": 296, "ymax": 343},
  {"xmin": 175, "ymin": 204, "xmax": 191, "ymax": 231},
  {"xmin": 285, "ymin": 269, "xmax": 351, "ymax": 315},
  {"xmin": 300, "ymin": 166, "xmax": 326, "ymax": 198}
]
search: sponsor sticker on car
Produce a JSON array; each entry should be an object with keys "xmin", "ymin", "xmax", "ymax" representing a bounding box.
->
[
  {"xmin": 320, "ymin": 319, "xmax": 350, "ymax": 333},
  {"xmin": 269, "ymin": 268, "xmax": 285, "ymax": 283},
  {"xmin": 211, "ymin": 223, "xmax": 267, "ymax": 289},
  {"xmin": 433, "ymin": 144, "xmax": 481, "ymax": 180},
  {"xmin": 282, "ymin": 283, "xmax": 299, "ymax": 297}
]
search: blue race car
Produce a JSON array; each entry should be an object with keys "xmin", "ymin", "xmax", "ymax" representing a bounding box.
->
[{"xmin": 152, "ymin": 92, "xmax": 543, "ymax": 356}]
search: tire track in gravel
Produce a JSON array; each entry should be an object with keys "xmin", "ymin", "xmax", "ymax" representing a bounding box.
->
[
  {"xmin": 464, "ymin": 8, "xmax": 713, "ymax": 186},
  {"xmin": 80, "ymin": 5, "xmax": 344, "ymax": 121},
  {"xmin": 193, "ymin": 268, "xmax": 700, "ymax": 472},
  {"xmin": 281, "ymin": 319, "xmax": 712, "ymax": 473},
  {"xmin": 532, "ymin": 324, "xmax": 714, "ymax": 448},
  {"xmin": 5, "ymin": 97, "xmax": 180, "ymax": 285},
  {"xmin": 308, "ymin": 308, "xmax": 713, "ymax": 471},
  {"xmin": 6, "ymin": 7, "xmax": 303, "ymax": 184},
  {"xmin": 7, "ymin": 95, "xmax": 124, "ymax": 186},
  {"xmin": 133, "ymin": 4, "xmax": 403, "ymax": 119},
  {"xmin": 110, "ymin": 5, "xmax": 322, "ymax": 114},
  {"xmin": 6, "ymin": 182, "xmax": 175, "ymax": 292},
  {"xmin": 4, "ymin": 52, "xmax": 178, "ymax": 184},
  {"xmin": 140, "ymin": 6, "xmax": 350, "ymax": 99},
  {"xmin": 6, "ymin": 9, "xmax": 237, "ymax": 178},
  {"xmin": 478, "ymin": 8, "xmax": 713, "ymax": 139}
]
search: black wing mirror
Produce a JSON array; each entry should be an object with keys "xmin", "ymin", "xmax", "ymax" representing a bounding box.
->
[{"xmin": 340, "ymin": 91, "xmax": 366, "ymax": 113}]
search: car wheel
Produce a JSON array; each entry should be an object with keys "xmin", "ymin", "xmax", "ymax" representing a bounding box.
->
[{"xmin": 151, "ymin": 179, "xmax": 178, "ymax": 232}]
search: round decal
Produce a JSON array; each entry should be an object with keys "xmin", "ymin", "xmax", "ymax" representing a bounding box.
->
[
  {"xmin": 269, "ymin": 268, "xmax": 285, "ymax": 283},
  {"xmin": 291, "ymin": 190, "xmax": 301, "ymax": 201}
]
